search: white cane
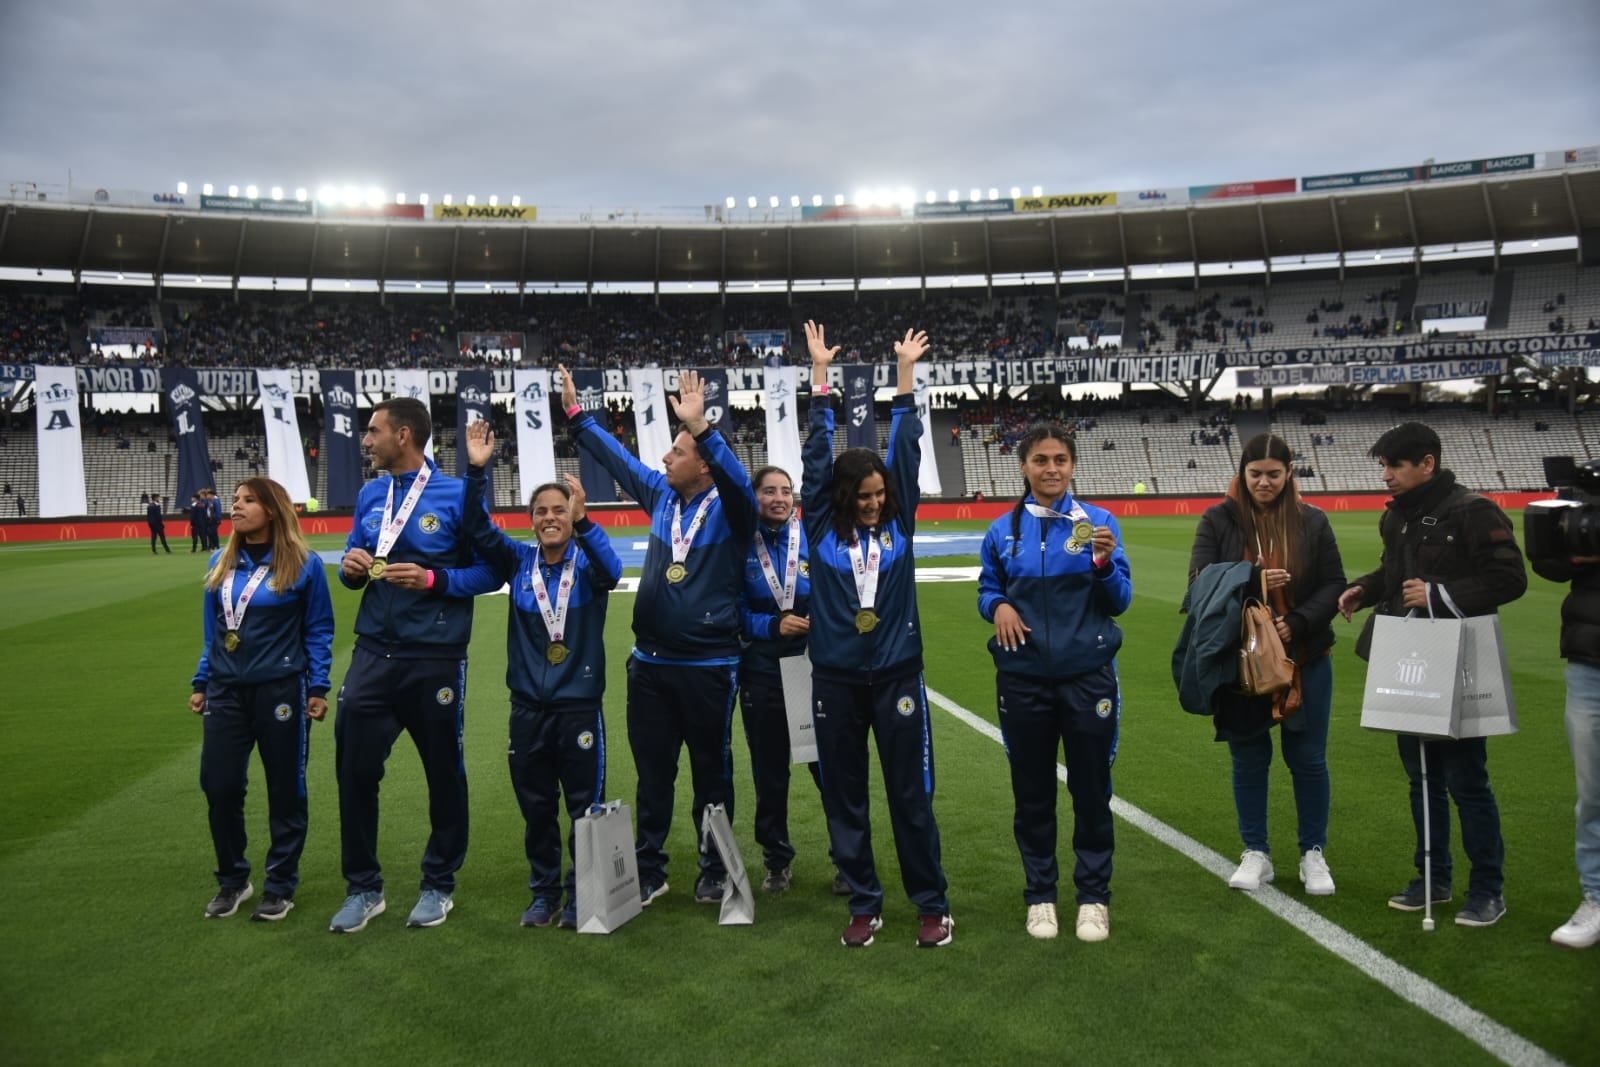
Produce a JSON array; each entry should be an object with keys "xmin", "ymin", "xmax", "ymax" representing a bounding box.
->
[{"xmin": 1420, "ymin": 742, "xmax": 1435, "ymax": 933}]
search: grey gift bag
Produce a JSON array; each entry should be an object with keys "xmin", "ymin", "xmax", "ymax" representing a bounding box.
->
[
  {"xmin": 574, "ymin": 801, "xmax": 644, "ymax": 934},
  {"xmin": 701, "ymin": 803, "xmax": 755, "ymax": 925},
  {"xmin": 1359, "ymin": 610, "xmax": 1517, "ymax": 740}
]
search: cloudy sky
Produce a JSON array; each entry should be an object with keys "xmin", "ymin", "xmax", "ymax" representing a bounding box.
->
[{"xmin": 2, "ymin": 0, "xmax": 1596, "ymax": 215}]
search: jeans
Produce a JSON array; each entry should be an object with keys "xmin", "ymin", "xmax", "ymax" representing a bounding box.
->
[
  {"xmin": 1228, "ymin": 654, "xmax": 1332, "ymax": 855},
  {"xmin": 1567, "ymin": 662, "xmax": 1600, "ymax": 900},
  {"xmin": 1396, "ymin": 733, "xmax": 1504, "ymax": 898}
]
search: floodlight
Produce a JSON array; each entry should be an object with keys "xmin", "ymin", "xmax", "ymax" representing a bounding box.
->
[
  {"xmin": 342, "ymin": 185, "xmax": 359, "ymax": 206},
  {"xmin": 1010, "ymin": 187, "xmax": 1020, "ymax": 198},
  {"xmin": 747, "ymin": 196, "xmax": 757, "ymax": 208},
  {"xmin": 419, "ymin": 193, "xmax": 429, "ymax": 205},
  {"xmin": 176, "ymin": 182, "xmax": 188, "ymax": 195},
  {"xmin": 228, "ymin": 185, "xmax": 239, "ymax": 197},
  {"xmin": 466, "ymin": 195, "xmax": 476, "ymax": 206},
  {"xmin": 726, "ymin": 197, "xmax": 736, "ymax": 209},
  {"xmin": 270, "ymin": 187, "xmax": 283, "ymax": 200},
  {"xmin": 969, "ymin": 188, "xmax": 981, "ymax": 201},
  {"xmin": 988, "ymin": 188, "xmax": 999, "ymax": 200},
  {"xmin": 769, "ymin": 196, "xmax": 779, "ymax": 207},
  {"xmin": 489, "ymin": 195, "xmax": 498, "ymax": 206},
  {"xmin": 790, "ymin": 196, "xmax": 800, "ymax": 207},
  {"xmin": 203, "ymin": 183, "xmax": 214, "ymax": 195},
  {"xmin": 117, "ymin": 273, "xmax": 124, "ymax": 280},
  {"xmin": 245, "ymin": 185, "xmax": 259, "ymax": 199},
  {"xmin": 1032, "ymin": 185, "xmax": 1042, "ymax": 197},
  {"xmin": 896, "ymin": 187, "xmax": 914, "ymax": 208},
  {"xmin": 948, "ymin": 190, "xmax": 958, "ymax": 203},
  {"xmin": 195, "ymin": 276, "xmax": 202, "ymax": 283},
  {"xmin": 812, "ymin": 195, "xmax": 822, "ymax": 207},
  {"xmin": 415, "ymin": 282, "xmax": 422, "ymax": 289},
  {"xmin": 512, "ymin": 196, "xmax": 521, "ymax": 207},
  {"xmin": 396, "ymin": 192, "xmax": 406, "ymax": 204},
  {"xmin": 344, "ymin": 281, "xmax": 351, "ymax": 289},
  {"xmin": 317, "ymin": 186, "xmax": 336, "ymax": 205},
  {"xmin": 366, "ymin": 187, "xmax": 383, "ymax": 207},
  {"xmin": 925, "ymin": 191, "xmax": 936, "ymax": 203},
  {"xmin": 295, "ymin": 188, "xmax": 308, "ymax": 201},
  {"xmin": 443, "ymin": 194, "xmax": 453, "ymax": 205},
  {"xmin": 833, "ymin": 194, "xmax": 844, "ymax": 206},
  {"xmin": 853, "ymin": 188, "xmax": 869, "ymax": 206}
]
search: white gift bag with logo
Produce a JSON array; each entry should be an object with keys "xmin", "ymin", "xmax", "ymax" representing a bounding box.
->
[
  {"xmin": 701, "ymin": 803, "xmax": 755, "ymax": 925},
  {"xmin": 778, "ymin": 651, "xmax": 817, "ymax": 764},
  {"xmin": 1360, "ymin": 608, "xmax": 1516, "ymax": 739},
  {"xmin": 573, "ymin": 800, "xmax": 643, "ymax": 934}
]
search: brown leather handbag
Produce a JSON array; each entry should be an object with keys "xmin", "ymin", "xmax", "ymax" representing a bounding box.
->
[{"xmin": 1238, "ymin": 572, "xmax": 1295, "ymax": 696}]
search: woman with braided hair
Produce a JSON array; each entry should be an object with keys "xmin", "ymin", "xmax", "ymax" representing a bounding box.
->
[{"xmin": 977, "ymin": 424, "xmax": 1132, "ymax": 943}]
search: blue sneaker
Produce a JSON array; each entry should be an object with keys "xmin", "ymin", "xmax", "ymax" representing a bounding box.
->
[
  {"xmin": 328, "ymin": 891, "xmax": 385, "ymax": 933},
  {"xmin": 640, "ymin": 879, "xmax": 669, "ymax": 906},
  {"xmin": 407, "ymin": 888, "xmax": 454, "ymax": 928},
  {"xmin": 521, "ymin": 898, "xmax": 558, "ymax": 928},
  {"xmin": 557, "ymin": 902, "xmax": 578, "ymax": 930}
]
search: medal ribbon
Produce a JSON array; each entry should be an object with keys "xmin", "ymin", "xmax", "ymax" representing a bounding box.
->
[
  {"xmin": 753, "ymin": 515, "xmax": 801, "ymax": 611},
  {"xmin": 670, "ymin": 488, "xmax": 719, "ymax": 564},
  {"xmin": 846, "ymin": 527, "xmax": 882, "ymax": 612},
  {"xmin": 375, "ymin": 463, "xmax": 433, "ymax": 559},
  {"xmin": 1024, "ymin": 497, "xmax": 1088, "ymax": 523},
  {"xmin": 530, "ymin": 552, "xmax": 578, "ymax": 644},
  {"xmin": 222, "ymin": 563, "xmax": 271, "ymax": 635}
]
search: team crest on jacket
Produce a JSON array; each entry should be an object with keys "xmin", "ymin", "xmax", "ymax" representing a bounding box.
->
[
  {"xmin": 578, "ymin": 731, "xmax": 596, "ymax": 750},
  {"xmin": 435, "ymin": 687, "xmax": 455, "ymax": 705},
  {"xmin": 880, "ymin": 531, "xmax": 893, "ymax": 549},
  {"xmin": 799, "ymin": 560, "xmax": 809, "ymax": 577},
  {"xmin": 896, "ymin": 696, "xmax": 915, "ymax": 717},
  {"xmin": 419, "ymin": 513, "xmax": 441, "ymax": 534},
  {"xmin": 1095, "ymin": 698, "xmax": 1113, "ymax": 718},
  {"xmin": 273, "ymin": 703, "xmax": 293, "ymax": 722}
]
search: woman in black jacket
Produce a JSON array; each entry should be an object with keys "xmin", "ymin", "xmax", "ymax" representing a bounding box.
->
[{"xmin": 1186, "ymin": 433, "xmax": 1346, "ymax": 897}]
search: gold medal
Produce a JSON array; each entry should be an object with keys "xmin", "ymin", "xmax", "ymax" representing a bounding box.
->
[
  {"xmin": 368, "ymin": 558, "xmax": 387, "ymax": 579},
  {"xmin": 855, "ymin": 609, "xmax": 879, "ymax": 634},
  {"xmin": 1072, "ymin": 520, "xmax": 1094, "ymax": 544},
  {"xmin": 665, "ymin": 562, "xmax": 687, "ymax": 584},
  {"xmin": 546, "ymin": 642, "xmax": 570, "ymax": 665},
  {"xmin": 223, "ymin": 631, "xmax": 241, "ymax": 653}
]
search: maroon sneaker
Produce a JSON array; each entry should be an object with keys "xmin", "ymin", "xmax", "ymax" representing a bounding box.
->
[
  {"xmin": 916, "ymin": 913, "xmax": 954, "ymax": 948},
  {"xmin": 841, "ymin": 914, "xmax": 882, "ymax": 947}
]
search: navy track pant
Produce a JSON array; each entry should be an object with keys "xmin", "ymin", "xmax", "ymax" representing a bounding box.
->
[{"xmin": 509, "ymin": 702, "xmax": 605, "ymax": 904}]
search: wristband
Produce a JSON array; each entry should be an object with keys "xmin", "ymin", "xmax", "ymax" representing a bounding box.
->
[
  {"xmin": 813, "ymin": 383, "xmax": 830, "ymax": 395},
  {"xmin": 425, "ymin": 569, "xmax": 436, "ymax": 590},
  {"xmin": 565, "ymin": 404, "xmax": 582, "ymax": 419}
]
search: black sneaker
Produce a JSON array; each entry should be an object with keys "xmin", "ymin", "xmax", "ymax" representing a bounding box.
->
[
  {"xmin": 694, "ymin": 874, "xmax": 726, "ymax": 904},
  {"xmin": 557, "ymin": 902, "xmax": 578, "ymax": 930},
  {"xmin": 204, "ymin": 882, "xmax": 254, "ymax": 919},
  {"xmin": 251, "ymin": 893, "xmax": 294, "ymax": 922},
  {"xmin": 1387, "ymin": 878, "xmax": 1452, "ymax": 912},
  {"xmin": 762, "ymin": 865, "xmax": 793, "ymax": 893},
  {"xmin": 1455, "ymin": 894, "xmax": 1507, "ymax": 927}
]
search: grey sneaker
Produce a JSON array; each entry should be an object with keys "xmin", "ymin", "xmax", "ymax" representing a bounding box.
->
[
  {"xmin": 1454, "ymin": 894, "xmax": 1507, "ymax": 927},
  {"xmin": 1387, "ymin": 878, "xmax": 1452, "ymax": 912},
  {"xmin": 204, "ymin": 882, "xmax": 253, "ymax": 919},
  {"xmin": 251, "ymin": 892, "xmax": 294, "ymax": 922},
  {"xmin": 407, "ymin": 888, "xmax": 455, "ymax": 928},
  {"xmin": 694, "ymin": 874, "xmax": 726, "ymax": 904},
  {"xmin": 329, "ymin": 891, "xmax": 386, "ymax": 933},
  {"xmin": 831, "ymin": 868, "xmax": 850, "ymax": 896},
  {"xmin": 762, "ymin": 865, "xmax": 793, "ymax": 893}
]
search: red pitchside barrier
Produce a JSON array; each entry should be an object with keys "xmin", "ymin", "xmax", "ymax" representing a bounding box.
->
[{"xmin": 0, "ymin": 493, "xmax": 1556, "ymax": 545}]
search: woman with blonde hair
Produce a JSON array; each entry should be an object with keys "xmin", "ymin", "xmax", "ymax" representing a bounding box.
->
[
  {"xmin": 1185, "ymin": 434, "xmax": 1346, "ymax": 896},
  {"xmin": 190, "ymin": 478, "xmax": 335, "ymax": 922}
]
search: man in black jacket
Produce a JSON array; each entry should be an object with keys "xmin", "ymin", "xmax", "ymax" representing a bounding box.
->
[
  {"xmin": 1530, "ymin": 534, "xmax": 1600, "ymax": 948},
  {"xmin": 1338, "ymin": 422, "xmax": 1526, "ymax": 927}
]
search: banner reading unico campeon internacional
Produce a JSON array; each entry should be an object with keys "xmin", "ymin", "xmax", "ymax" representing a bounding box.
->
[
  {"xmin": 1013, "ymin": 191, "xmax": 1117, "ymax": 212},
  {"xmin": 431, "ymin": 204, "xmax": 537, "ymax": 221}
]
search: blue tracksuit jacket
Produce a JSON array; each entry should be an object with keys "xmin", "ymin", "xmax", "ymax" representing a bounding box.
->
[{"xmin": 192, "ymin": 546, "xmax": 336, "ymax": 695}]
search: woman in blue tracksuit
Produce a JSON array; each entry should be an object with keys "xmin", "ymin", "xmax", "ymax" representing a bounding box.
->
[
  {"xmin": 462, "ymin": 420, "xmax": 622, "ymax": 931},
  {"xmin": 978, "ymin": 425, "xmax": 1133, "ymax": 944},
  {"xmin": 802, "ymin": 319, "xmax": 953, "ymax": 950},
  {"xmin": 190, "ymin": 477, "xmax": 334, "ymax": 923},
  {"xmin": 737, "ymin": 464, "xmax": 833, "ymax": 895}
]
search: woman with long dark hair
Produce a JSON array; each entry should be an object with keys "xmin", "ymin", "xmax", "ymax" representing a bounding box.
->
[
  {"xmin": 801, "ymin": 319, "xmax": 952, "ymax": 949},
  {"xmin": 1185, "ymin": 433, "xmax": 1346, "ymax": 896},
  {"xmin": 190, "ymin": 477, "xmax": 334, "ymax": 922},
  {"xmin": 978, "ymin": 424, "xmax": 1132, "ymax": 943}
]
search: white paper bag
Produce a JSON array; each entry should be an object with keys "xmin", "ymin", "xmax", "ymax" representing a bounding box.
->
[
  {"xmin": 1359, "ymin": 612, "xmax": 1517, "ymax": 739},
  {"xmin": 701, "ymin": 803, "xmax": 754, "ymax": 926},
  {"xmin": 778, "ymin": 651, "xmax": 817, "ymax": 765},
  {"xmin": 574, "ymin": 800, "xmax": 643, "ymax": 934}
]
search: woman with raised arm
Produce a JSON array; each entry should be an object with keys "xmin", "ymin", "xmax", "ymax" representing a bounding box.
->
[
  {"xmin": 1185, "ymin": 433, "xmax": 1346, "ymax": 898},
  {"xmin": 462, "ymin": 419, "xmax": 623, "ymax": 931},
  {"xmin": 190, "ymin": 477, "xmax": 334, "ymax": 923},
  {"xmin": 977, "ymin": 425, "xmax": 1132, "ymax": 943},
  {"xmin": 801, "ymin": 319, "xmax": 953, "ymax": 950}
]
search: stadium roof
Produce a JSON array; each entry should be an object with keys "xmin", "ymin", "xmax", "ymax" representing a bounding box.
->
[{"xmin": 1, "ymin": 169, "xmax": 1595, "ymax": 287}]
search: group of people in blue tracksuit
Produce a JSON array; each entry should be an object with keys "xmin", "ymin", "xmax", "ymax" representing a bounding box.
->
[{"xmin": 185, "ymin": 326, "xmax": 1144, "ymax": 949}]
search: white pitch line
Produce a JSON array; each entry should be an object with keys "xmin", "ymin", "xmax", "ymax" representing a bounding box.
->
[{"xmin": 923, "ymin": 685, "xmax": 1563, "ymax": 1067}]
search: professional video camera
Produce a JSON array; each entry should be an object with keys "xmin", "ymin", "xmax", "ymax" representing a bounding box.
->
[{"xmin": 1524, "ymin": 456, "xmax": 1600, "ymax": 562}]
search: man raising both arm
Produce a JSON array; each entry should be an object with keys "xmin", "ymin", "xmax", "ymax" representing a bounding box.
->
[{"xmin": 561, "ymin": 364, "xmax": 760, "ymax": 907}]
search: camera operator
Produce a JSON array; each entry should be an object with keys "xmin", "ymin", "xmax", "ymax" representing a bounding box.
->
[{"xmin": 1527, "ymin": 459, "xmax": 1600, "ymax": 949}]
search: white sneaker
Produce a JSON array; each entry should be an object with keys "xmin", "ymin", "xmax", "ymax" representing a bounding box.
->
[
  {"xmin": 1228, "ymin": 850, "xmax": 1274, "ymax": 891},
  {"xmin": 1550, "ymin": 899, "xmax": 1600, "ymax": 949},
  {"xmin": 1025, "ymin": 902, "xmax": 1058, "ymax": 940},
  {"xmin": 1076, "ymin": 903, "xmax": 1109, "ymax": 942},
  {"xmin": 1299, "ymin": 847, "xmax": 1336, "ymax": 896}
]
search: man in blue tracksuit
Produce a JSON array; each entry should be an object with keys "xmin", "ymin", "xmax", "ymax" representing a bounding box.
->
[
  {"xmin": 562, "ymin": 364, "xmax": 759, "ymax": 906},
  {"xmin": 738, "ymin": 464, "xmax": 829, "ymax": 894},
  {"xmin": 461, "ymin": 419, "xmax": 623, "ymax": 930},
  {"xmin": 801, "ymin": 321, "xmax": 952, "ymax": 949},
  {"xmin": 978, "ymin": 423, "xmax": 1133, "ymax": 943},
  {"xmin": 329, "ymin": 397, "xmax": 503, "ymax": 933}
]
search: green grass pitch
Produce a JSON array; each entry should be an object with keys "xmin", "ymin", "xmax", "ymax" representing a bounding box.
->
[{"xmin": 1, "ymin": 513, "xmax": 1594, "ymax": 1065}]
